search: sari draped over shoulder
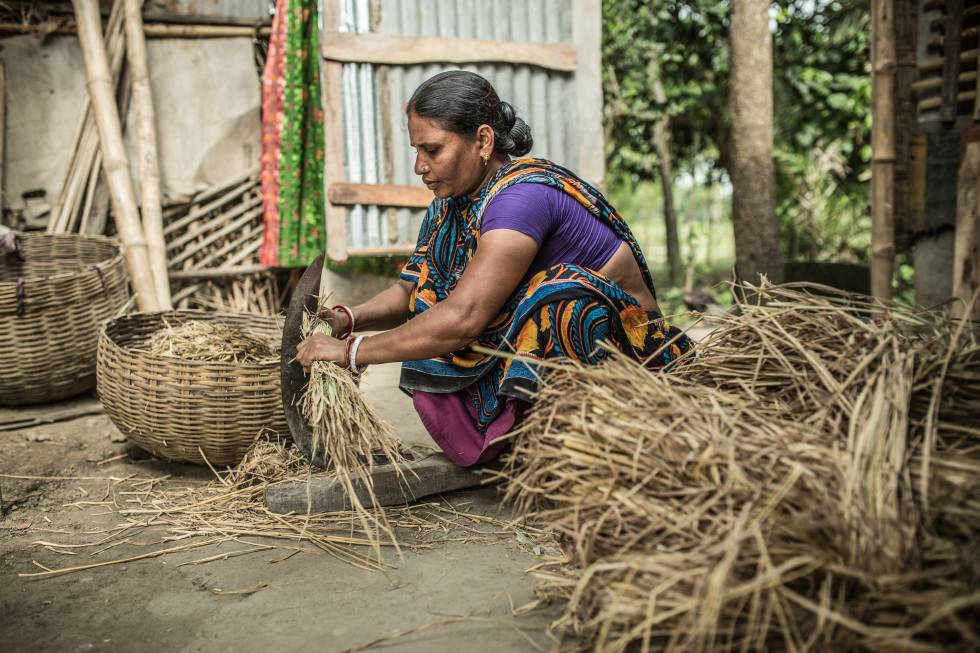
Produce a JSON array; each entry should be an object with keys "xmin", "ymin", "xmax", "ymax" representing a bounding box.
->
[{"xmin": 399, "ymin": 158, "xmax": 693, "ymax": 454}]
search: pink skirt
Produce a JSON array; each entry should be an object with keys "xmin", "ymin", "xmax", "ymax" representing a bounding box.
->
[{"xmin": 412, "ymin": 389, "xmax": 526, "ymax": 467}]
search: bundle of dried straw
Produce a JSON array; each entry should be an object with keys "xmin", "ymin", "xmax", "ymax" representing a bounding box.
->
[
  {"xmin": 299, "ymin": 301, "xmax": 410, "ymax": 557},
  {"xmin": 502, "ymin": 282, "xmax": 980, "ymax": 652}
]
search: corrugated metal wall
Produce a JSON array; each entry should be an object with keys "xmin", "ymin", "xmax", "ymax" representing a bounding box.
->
[{"xmin": 331, "ymin": 0, "xmax": 577, "ymax": 251}]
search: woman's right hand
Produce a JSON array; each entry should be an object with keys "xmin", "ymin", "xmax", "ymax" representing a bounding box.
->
[{"xmin": 320, "ymin": 306, "xmax": 352, "ymax": 337}]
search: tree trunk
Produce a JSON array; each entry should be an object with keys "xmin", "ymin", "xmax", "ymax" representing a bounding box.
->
[
  {"xmin": 952, "ymin": 138, "xmax": 980, "ymax": 321},
  {"xmin": 124, "ymin": 0, "xmax": 172, "ymax": 309},
  {"xmin": 72, "ymin": 0, "xmax": 160, "ymax": 311},
  {"xmin": 871, "ymin": 0, "xmax": 897, "ymax": 302},
  {"xmin": 729, "ymin": 0, "xmax": 783, "ymax": 285},
  {"xmin": 649, "ymin": 49, "xmax": 681, "ymax": 286}
]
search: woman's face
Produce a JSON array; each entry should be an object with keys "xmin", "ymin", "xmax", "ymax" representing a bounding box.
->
[{"xmin": 408, "ymin": 112, "xmax": 490, "ymax": 199}]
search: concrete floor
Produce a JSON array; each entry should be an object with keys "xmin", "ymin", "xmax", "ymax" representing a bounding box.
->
[{"xmin": 0, "ymin": 363, "xmax": 562, "ymax": 653}]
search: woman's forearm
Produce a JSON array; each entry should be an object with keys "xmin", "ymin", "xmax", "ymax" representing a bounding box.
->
[
  {"xmin": 348, "ymin": 282, "xmax": 413, "ymax": 331},
  {"xmin": 355, "ymin": 300, "xmax": 480, "ymax": 366}
]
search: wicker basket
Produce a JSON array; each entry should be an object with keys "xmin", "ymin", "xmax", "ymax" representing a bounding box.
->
[
  {"xmin": 0, "ymin": 233, "xmax": 129, "ymax": 405},
  {"xmin": 97, "ymin": 310, "xmax": 288, "ymax": 466}
]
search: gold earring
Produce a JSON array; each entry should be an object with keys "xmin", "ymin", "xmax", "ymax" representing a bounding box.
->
[{"xmin": 481, "ymin": 152, "xmax": 490, "ymax": 166}]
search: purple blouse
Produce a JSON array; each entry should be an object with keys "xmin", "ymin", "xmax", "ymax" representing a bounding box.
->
[{"xmin": 480, "ymin": 183, "xmax": 622, "ymax": 281}]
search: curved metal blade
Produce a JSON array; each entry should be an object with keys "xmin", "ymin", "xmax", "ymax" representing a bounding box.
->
[{"xmin": 280, "ymin": 253, "xmax": 327, "ymax": 466}]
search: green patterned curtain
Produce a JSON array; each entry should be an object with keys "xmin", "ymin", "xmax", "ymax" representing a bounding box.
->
[{"xmin": 277, "ymin": 0, "xmax": 325, "ymax": 267}]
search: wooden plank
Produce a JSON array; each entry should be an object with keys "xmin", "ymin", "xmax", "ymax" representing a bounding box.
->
[
  {"xmin": 940, "ymin": 0, "xmax": 964, "ymax": 122},
  {"xmin": 322, "ymin": 0, "xmax": 348, "ymax": 263},
  {"xmin": 169, "ymin": 265, "xmax": 269, "ymax": 281},
  {"xmin": 952, "ymin": 137, "xmax": 980, "ymax": 320},
  {"xmin": 572, "ymin": 0, "xmax": 605, "ymax": 186},
  {"xmin": 328, "ymin": 182, "xmax": 432, "ymax": 208},
  {"xmin": 321, "ymin": 32, "xmax": 576, "ymax": 72},
  {"xmin": 347, "ymin": 244, "xmax": 415, "ymax": 257}
]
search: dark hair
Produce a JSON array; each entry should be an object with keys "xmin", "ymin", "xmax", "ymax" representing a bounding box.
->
[{"xmin": 407, "ymin": 70, "xmax": 533, "ymax": 157}]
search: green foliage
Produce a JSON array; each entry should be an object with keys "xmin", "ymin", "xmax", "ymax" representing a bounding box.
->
[{"xmin": 602, "ymin": 0, "xmax": 872, "ymax": 264}]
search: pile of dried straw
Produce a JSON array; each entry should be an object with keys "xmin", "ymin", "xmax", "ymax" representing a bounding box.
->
[{"xmin": 502, "ymin": 283, "xmax": 980, "ymax": 652}]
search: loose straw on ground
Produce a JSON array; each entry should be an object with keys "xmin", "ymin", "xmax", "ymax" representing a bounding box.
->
[{"xmin": 19, "ymin": 437, "xmax": 547, "ymax": 579}]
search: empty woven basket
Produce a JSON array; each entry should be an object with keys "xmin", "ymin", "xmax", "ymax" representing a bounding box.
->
[
  {"xmin": 97, "ymin": 310, "xmax": 288, "ymax": 466},
  {"xmin": 0, "ymin": 233, "xmax": 129, "ymax": 405}
]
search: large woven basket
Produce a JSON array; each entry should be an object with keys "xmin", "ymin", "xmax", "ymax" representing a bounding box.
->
[
  {"xmin": 0, "ymin": 233, "xmax": 129, "ymax": 405},
  {"xmin": 97, "ymin": 310, "xmax": 288, "ymax": 466}
]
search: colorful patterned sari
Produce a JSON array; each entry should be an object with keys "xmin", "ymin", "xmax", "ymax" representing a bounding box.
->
[{"xmin": 400, "ymin": 158, "xmax": 693, "ymax": 431}]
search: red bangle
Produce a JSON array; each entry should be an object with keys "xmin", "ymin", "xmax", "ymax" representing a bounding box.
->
[{"xmin": 331, "ymin": 304, "xmax": 355, "ymax": 339}]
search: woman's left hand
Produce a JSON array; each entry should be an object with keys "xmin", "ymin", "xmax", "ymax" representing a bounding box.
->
[{"xmin": 295, "ymin": 333, "xmax": 347, "ymax": 372}]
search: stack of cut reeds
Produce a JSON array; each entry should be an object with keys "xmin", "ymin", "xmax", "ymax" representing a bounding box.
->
[
  {"xmin": 163, "ymin": 170, "xmax": 278, "ymax": 314},
  {"xmin": 503, "ymin": 282, "xmax": 980, "ymax": 652}
]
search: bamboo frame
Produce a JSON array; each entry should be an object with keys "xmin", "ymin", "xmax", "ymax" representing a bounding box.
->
[
  {"xmin": 871, "ymin": 0, "xmax": 896, "ymax": 302},
  {"xmin": 72, "ymin": 0, "xmax": 159, "ymax": 311},
  {"xmin": 572, "ymin": 0, "xmax": 605, "ymax": 186},
  {"xmin": 125, "ymin": 0, "xmax": 171, "ymax": 309}
]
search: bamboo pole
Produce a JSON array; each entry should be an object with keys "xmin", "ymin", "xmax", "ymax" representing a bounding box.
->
[
  {"xmin": 72, "ymin": 0, "xmax": 159, "ymax": 311},
  {"xmin": 871, "ymin": 0, "xmax": 896, "ymax": 302},
  {"xmin": 124, "ymin": 0, "xmax": 171, "ymax": 309}
]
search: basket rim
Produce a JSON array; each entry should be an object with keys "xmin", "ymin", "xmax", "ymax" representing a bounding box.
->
[
  {"xmin": 100, "ymin": 309, "xmax": 284, "ymax": 370},
  {"xmin": 0, "ymin": 233, "xmax": 125, "ymax": 288}
]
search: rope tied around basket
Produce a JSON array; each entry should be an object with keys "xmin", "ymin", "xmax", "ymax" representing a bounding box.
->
[
  {"xmin": 88, "ymin": 263, "xmax": 109, "ymax": 298},
  {"xmin": 15, "ymin": 278, "xmax": 26, "ymax": 317}
]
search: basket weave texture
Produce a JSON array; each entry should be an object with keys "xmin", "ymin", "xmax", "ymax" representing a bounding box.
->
[
  {"xmin": 0, "ymin": 233, "xmax": 129, "ymax": 405},
  {"xmin": 97, "ymin": 310, "xmax": 288, "ymax": 466}
]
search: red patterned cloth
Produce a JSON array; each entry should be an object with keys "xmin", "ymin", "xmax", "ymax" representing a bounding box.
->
[{"xmin": 259, "ymin": 0, "xmax": 287, "ymax": 267}]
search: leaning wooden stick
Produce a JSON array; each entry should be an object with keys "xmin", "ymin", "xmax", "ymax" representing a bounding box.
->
[
  {"xmin": 124, "ymin": 0, "xmax": 172, "ymax": 308},
  {"xmin": 72, "ymin": 0, "xmax": 160, "ymax": 311}
]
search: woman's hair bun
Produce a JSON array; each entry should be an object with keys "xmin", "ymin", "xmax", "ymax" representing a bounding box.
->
[
  {"xmin": 408, "ymin": 71, "xmax": 534, "ymax": 157},
  {"xmin": 497, "ymin": 101, "xmax": 532, "ymax": 156},
  {"xmin": 503, "ymin": 116, "xmax": 533, "ymax": 157}
]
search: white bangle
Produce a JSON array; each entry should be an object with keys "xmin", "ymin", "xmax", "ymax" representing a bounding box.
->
[{"xmin": 349, "ymin": 335, "xmax": 367, "ymax": 375}]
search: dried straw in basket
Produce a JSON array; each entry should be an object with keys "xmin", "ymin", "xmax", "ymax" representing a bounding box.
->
[
  {"xmin": 501, "ymin": 282, "xmax": 980, "ymax": 652},
  {"xmin": 299, "ymin": 298, "xmax": 409, "ymax": 558},
  {"xmin": 143, "ymin": 318, "xmax": 279, "ymax": 365}
]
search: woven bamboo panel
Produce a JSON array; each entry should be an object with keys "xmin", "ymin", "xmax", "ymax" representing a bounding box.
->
[
  {"xmin": 97, "ymin": 310, "xmax": 288, "ymax": 466},
  {"xmin": 0, "ymin": 233, "xmax": 129, "ymax": 405}
]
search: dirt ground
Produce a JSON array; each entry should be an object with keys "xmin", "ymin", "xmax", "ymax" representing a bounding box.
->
[{"xmin": 0, "ymin": 363, "xmax": 563, "ymax": 653}]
